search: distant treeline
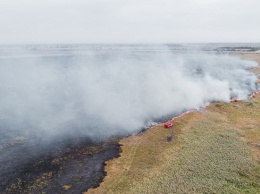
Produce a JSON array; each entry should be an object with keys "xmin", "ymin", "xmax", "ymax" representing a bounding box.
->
[{"xmin": 219, "ymin": 47, "xmax": 260, "ymax": 51}]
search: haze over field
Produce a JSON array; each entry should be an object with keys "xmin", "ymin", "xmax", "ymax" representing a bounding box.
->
[{"xmin": 0, "ymin": 45, "xmax": 258, "ymax": 141}]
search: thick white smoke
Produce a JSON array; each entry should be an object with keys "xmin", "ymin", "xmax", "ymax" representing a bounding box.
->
[{"xmin": 0, "ymin": 49, "xmax": 258, "ymax": 139}]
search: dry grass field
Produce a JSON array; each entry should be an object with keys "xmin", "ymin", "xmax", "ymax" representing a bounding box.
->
[
  {"xmin": 87, "ymin": 52, "xmax": 260, "ymax": 194},
  {"xmin": 238, "ymin": 51, "xmax": 260, "ymax": 84}
]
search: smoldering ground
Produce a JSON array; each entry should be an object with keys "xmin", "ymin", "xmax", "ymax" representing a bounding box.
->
[{"xmin": 0, "ymin": 45, "xmax": 258, "ymax": 192}]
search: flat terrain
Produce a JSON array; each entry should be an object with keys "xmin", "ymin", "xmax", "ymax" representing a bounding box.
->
[
  {"xmin": 238, "ymin": 51, "xmax": 260, "ymax": 84},
  {"xmin": 87, "ymin": 51, "xmax": 260, "ymax": 194},
  {"xmin": 2, "ymin": 138, "xmax": 120, "ymax": 194}
]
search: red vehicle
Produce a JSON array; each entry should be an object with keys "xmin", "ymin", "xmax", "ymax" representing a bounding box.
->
[{"xmin": 164, "ymin": 122, "xmax": 173, "ymax": 128}]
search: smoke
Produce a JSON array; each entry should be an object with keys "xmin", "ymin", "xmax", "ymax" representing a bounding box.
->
[{"xmin": 0, "ymin": 47, "xmax": 258, "ymax": 140}]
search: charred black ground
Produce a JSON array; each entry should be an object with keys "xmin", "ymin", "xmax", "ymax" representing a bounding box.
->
[
  {"xmin": 0, "ymin": 110, "xmax": 193, "ymax": 194},
  {"xmin": 0, "ymin": 136, "xmax": 121, "ymax": 194}
]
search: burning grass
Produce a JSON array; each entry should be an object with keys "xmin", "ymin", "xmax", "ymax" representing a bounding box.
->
[{"xmin": 87, "ymin": 52, "xmax": 260, "ymax": 194}]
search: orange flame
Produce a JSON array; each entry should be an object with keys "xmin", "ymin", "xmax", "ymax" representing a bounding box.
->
[
  {"xmin": 230, "ymin": 98, "xmax": 241, "ymax": 102},
  {"xmin": 249, "ymin": 91, "xmax": 260, "ymax": 99},
  {"xmin": 156, "ymin": 90, "xmax": 260, "ymax": 129},
  {"xmin": 171, "ymin": 110, "xmax": 193, "ymax": 121}
]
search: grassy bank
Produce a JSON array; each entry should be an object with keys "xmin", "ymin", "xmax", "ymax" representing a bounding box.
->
[{"xmin": 87, "ymin": 52, "xmax": 260, "ymax": 194}]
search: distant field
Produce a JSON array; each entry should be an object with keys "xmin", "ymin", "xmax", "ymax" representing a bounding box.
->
[
  {"xmin": 87, "ymin": 52, "xmax": 260, "ymax": 194},
  {"xmin": 238, "ymin": 51, "xmax": 260, "ymax": 84}
]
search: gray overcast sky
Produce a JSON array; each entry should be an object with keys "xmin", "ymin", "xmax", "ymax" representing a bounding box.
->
[{"xmin": 0, "ymin": 0, "xmax": 260, "ymax": 44}]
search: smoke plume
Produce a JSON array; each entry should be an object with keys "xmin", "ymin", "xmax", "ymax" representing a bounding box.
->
[{"xmin": 0, "ymin": 46, "xmax": 258, "ymax": 140}]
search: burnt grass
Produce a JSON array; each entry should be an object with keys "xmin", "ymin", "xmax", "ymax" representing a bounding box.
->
[{"xmin": 0, "ymin": 136, "xmax": 121, "ymax": 194}]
